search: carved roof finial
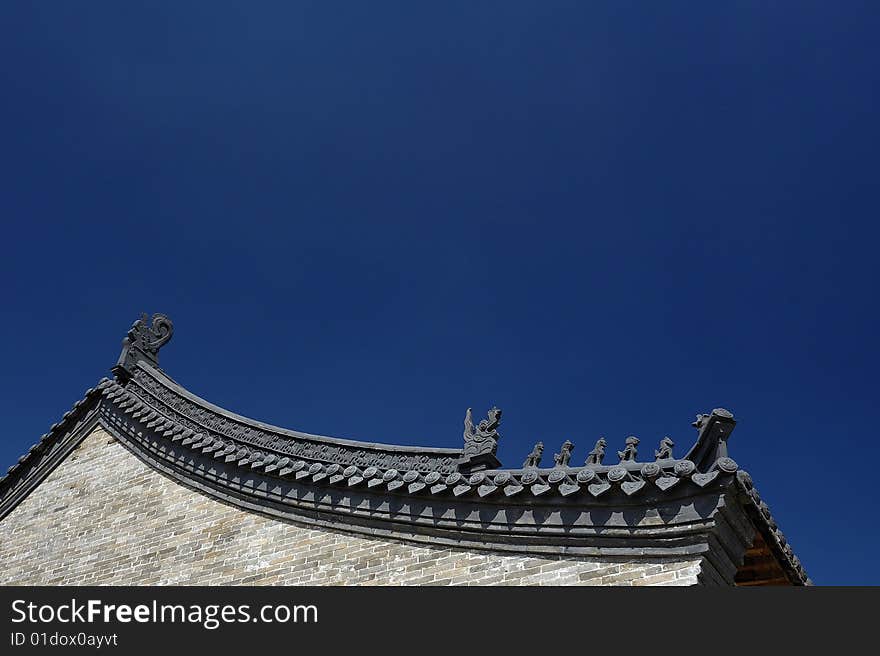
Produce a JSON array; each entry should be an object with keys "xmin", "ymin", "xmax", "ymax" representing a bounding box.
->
[
  {"xmin": 463, "ymin": 407, "xmax": 501, "ymax": 457},
  {"xmin": 113, "ymin": 313, "xmax": 174, "ymax": 378},
  {"xmin": 459, "ymin": 406, "xmax": 502, "ymax": 473}
]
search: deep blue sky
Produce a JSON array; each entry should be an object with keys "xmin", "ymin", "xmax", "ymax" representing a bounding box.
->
[{"xmin": 1, "ymin": 3, "xmax": 878, "ymax": 584}]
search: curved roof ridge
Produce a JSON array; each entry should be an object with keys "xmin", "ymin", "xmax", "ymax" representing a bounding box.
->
[
  {"xmin": 137, "ymin": 361, "xmax": 462, "ymax": 456},
  {"xmin": 0, "ymin": 313, "xmax": 810, "ymax": 585},
  {"xmin": 104, "ymin": 373, "xmax": 743, "ymax": 502}
]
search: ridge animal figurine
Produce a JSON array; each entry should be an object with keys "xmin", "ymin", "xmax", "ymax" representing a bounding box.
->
[
  {"xmin": 617, "ymin": 436, "xmax": 639, "ymax": 462},
  {"xmin": 655, "ymin": 437, "xmax": 674, "ymax": 460},
  {"xmin": 585, "ymin": 438, "xmax": 606, "ymax": 465},
  {"xmin": 523, "ymin": 442, "xmax": 544, "ymax": 468},
  {"xmin": 553, "ymin": 440, "xmax": 574, "ymax": 467}
]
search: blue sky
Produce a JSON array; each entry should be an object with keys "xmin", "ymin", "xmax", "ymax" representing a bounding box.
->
[{"xmin": 1, "ymin": 3, "xmax": 878, "ymax": 584}]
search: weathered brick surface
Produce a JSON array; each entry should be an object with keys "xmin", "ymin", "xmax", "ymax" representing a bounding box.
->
[{"xmin": 0, "ymin": 428, "xmax": 704, "ymax": 585}]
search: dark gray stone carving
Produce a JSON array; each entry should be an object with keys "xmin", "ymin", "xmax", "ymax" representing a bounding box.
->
[
  {"xmin": 585, "ymin": 438, "xmax": 606, "ymax": 465},
  {"xmin": 522, "ymin": 442, "xmax": 544, "ymax": 468},
  {"xmin": 715, "ymin": 457, "xmax": 739, "ymax": 473},
  {"xmin": 459, "ymin": 406, "xmax": 502, "ymax": 472},
  {"xmin": 462, "ymin": 407, "xmax": 502, "ymax": 458},
  {"xmin": 685, "ymin": 408, "xmax": 737, "ymax": 469},
  {"xmin": 576, "ymin": 468, "xmax": 595, "ymax": 483},
  {"xmin": 553, "ymin": 440, "xmax": 574, "ymax": 467},
  {"xmin": 607, "ymin": 467, "xmax": 627, "ymax": 482},
  {"xmin": 114, "ymin": 313, "xmax": 173, "ymax": 376},
  {"xmin": 710, "ymin": 408, "xmax": 734, "ymax": 459},
  {"xmin": 655, "ymin": 437, "xmax": 674, "ymax": 460},
  {"xmin": 617, "ymin": 436, "xmax": 639, "ymax": 462},
  {"xmin": 547, "ymin": 469, "xmax": 566, "ymax": 483},
  {"xmin": 674, "ymin": 460, "xmax": 696, "ymax": 477}
]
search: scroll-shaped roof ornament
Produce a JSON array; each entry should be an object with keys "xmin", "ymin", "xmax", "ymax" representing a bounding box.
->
[{"xmin": 113, "ymin": 313, "xmax": 174, "ymax": 379}]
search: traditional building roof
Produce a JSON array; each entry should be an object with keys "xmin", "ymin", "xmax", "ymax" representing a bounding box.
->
[{"xmin": 0, "ymin": 314, "xmax": 809, "ymax": 585}]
